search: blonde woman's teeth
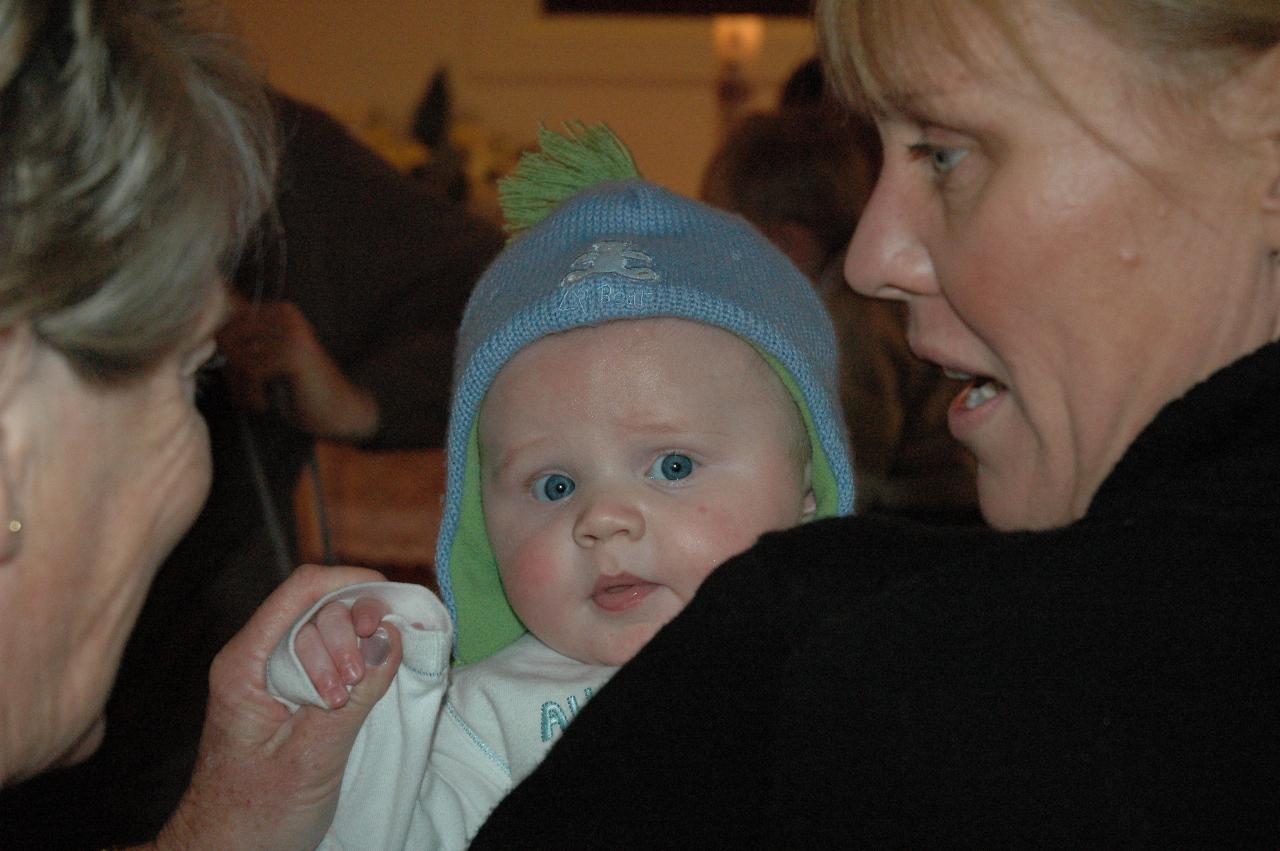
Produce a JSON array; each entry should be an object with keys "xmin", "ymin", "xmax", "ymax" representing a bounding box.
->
[
  {"xmin": 940, "ymin": 367, "xmax": 1004, "ymax": 410},
  {"xmin": 963, "ymin": 380, "xmax": 1002, "ymax": 409}
]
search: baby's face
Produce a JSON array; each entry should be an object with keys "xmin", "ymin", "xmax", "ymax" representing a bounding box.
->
[{"xmin": 478, "ymin": 318, "xmax": 815, "ymax": 667}]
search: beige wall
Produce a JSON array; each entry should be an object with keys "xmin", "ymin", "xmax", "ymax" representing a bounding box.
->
[{"xmin": 221, "ymin": 0, "xmax": 815, "ymax": 196}]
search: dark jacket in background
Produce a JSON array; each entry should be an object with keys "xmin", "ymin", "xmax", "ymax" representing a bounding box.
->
[{"xmin": 474, "ymin": 340, "xmax": 1280, "ymax": 847}]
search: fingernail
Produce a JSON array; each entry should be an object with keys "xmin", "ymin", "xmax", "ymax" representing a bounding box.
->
[
  {"xmin": 359, "ymin": 626, "xmax": 390, "ymax": 668},
  {"xmin": 322, "ymin": 678, "xmax": 348, "ymax": 709},
  {"xmin": 343, "ymin": 661, "xmax": 362, "ymax": 684}
]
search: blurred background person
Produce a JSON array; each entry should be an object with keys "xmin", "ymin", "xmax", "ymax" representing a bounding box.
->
[
  {"xmin": 702, "ymin": 81, "xmax": 979, "ymax": 524},
  {"xmin": 0, "ymin": 88, "xmax": 503, "ymax": 848}
]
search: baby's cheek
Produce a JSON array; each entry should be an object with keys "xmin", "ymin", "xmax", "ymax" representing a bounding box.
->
[
  {"xmin": 680, "ymin": 504, "xmax": 768, "ymax": 581},
  {"xmin": 499, "ymin": 535, "xmax": 567, "ymax": 625}
]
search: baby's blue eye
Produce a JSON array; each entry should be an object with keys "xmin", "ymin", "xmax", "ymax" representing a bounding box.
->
[
  {"xmin": 533, "ymin": 473, "xmax": 575, "ymax": 502},
  {"xmin": 649, "ymin": 453, "xmax": 694, "ymax": 482}
]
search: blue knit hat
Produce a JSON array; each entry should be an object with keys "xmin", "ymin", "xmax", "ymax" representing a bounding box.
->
[{"xmin": 438, "ymin": 126, "xmax": 854, "ymax": 665}]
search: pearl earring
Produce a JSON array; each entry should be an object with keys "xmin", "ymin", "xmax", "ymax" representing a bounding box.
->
[{"xmin": 0, "ymin": 518, "xmax": 20, "ymax": 564}]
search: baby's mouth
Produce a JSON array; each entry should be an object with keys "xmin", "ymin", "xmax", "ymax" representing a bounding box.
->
[
  {"xmin": 946, "ymin": 369, "xmax": 1007, "ymax": 410},
  {"xmin": 592, "ymin": 573, "xmax": 658, "ymax": 612}
]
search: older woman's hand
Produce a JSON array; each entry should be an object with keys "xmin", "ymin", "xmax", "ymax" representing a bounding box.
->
[{"xmin": 150, "ymin": 564, "xmax": 402, "ymax": 851}]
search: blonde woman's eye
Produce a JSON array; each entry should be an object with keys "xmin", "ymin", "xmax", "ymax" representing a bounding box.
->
[
  {"xmin": 533, "ymin": 473, "xmax": 575, "ymax": 502},
  {"xmin": 648, "ymin": 453, "xmax": 694, "ymax": 482},
  {"xmin": 908, "ymin": 142, "xmax": 968, "ymax": 176}
]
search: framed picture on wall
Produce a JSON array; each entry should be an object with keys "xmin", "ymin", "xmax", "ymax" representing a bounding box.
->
[{"xmin": 544, "ymin": 1, "xmax": 811, "ymax": 15}]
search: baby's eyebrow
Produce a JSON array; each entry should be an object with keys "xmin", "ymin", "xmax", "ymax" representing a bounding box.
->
[
  {"xmin": 616, "ymin": 406, "xmax": 718, "ymax": 432},
  {"xmin": 619, "ymin": 419, "xmax": 687, "ymax": 436},
  {"xmin": 483, "ymin": 434, "xmax": 549, "ymax": 480}
]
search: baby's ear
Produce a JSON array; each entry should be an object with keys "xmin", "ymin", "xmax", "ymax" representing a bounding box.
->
[{"xmin": 800, "ymin": 461, "xmax": 817, "ymax": 522}]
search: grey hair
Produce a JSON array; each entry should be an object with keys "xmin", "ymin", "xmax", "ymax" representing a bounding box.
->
[{"xmin": 0, "ymin": 0, "xmax": 276, "ymax": 379}]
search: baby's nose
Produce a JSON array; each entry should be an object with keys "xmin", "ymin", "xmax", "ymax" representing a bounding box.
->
[{"xmin": 572, "ymin": 495, "xmax": 645, "ymax": 547}]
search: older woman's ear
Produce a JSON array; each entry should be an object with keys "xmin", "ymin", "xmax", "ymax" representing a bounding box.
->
[
  {"xmin": 0, "ymin": 325, "xmax": 36, "ymax": 407},
  {"xmin": 0, "ymin": 324, "xmax": 35, "ymax": 565}
]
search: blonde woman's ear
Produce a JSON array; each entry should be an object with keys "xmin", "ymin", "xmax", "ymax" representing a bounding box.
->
[
  {"xmin": 1265, "ymin": 176, "xmax": 1280, "ymax": 212},
  {"xmin": 1262, "ymin": 174, "xmax": 1280, "ymax": 279},
  {"xmin": 1245, "ymin": 42, "xmax": 1280, "ymax": 212},
  {"xmin": 1210, "ymin": 38, "xmax": 1280, "ymax": 223},
  {"xmin": 1239, "ymin": 44, "xmax": 1280, "ymax": 281}
]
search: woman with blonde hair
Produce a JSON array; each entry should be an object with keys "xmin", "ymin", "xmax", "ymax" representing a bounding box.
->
[
  {"xmin": 1, "ymin": 2, "xmax": 400, "ymax": 846},
  {"xmin": 466, "ymin": 1, "xmax": 1280, "ymax": 844}
]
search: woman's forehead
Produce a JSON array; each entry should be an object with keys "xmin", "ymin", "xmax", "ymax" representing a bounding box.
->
[{"xmin": 824, "ymin": 0, "xmax": 1038, "ymax": 115}]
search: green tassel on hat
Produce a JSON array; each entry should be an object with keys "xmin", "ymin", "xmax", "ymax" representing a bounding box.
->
[{"xmin": 498, "ymin": 121, "xmax": 640, "ymax": 237}]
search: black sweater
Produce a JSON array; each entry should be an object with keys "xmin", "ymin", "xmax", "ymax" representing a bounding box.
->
[{"xmin": 474, "ymin": 341, "xmax": 1280, "ymax": 848}]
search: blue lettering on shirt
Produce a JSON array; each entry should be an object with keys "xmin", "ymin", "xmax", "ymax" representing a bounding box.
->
[{"xmin": 540, "ymin": 686, "xmax": 595, "ymax": 742}]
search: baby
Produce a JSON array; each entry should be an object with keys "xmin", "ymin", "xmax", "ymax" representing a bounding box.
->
[{"xmin": 267, "ymin": 125, "xmax": 854, "ymax": 849}]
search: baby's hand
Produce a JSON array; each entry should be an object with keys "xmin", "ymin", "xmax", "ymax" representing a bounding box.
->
[{"xmin": 294, "ymin": 596, "xmax": 392, "ymax": 708}]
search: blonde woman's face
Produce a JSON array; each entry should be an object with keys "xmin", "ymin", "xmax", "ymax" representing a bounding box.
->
[
  {"xmin": 0, "ymin": 288, "xmax": 226, "ymax": 783},
  {"xmin": 843, "ymin": 6, "xmax": 1280, "ymax": 530}
]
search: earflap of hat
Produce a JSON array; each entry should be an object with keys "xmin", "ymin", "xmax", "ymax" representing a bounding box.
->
[
  {"xmin": 754, "ymin": 347, "xmax": 842, "ymax": 520},
  {"xmin": 446, "ymin": 426, "xmax": 525, "ymax": 666}
]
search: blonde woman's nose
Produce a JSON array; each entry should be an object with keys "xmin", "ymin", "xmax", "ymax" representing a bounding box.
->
[{"xmin": 844, "ymin": 173, "xmax": 938, "ymax": 301}]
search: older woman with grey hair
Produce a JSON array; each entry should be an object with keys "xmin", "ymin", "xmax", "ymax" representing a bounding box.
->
[{"xmin": 0, "ymin": 1, "xmax": 400, "ymax": 846}]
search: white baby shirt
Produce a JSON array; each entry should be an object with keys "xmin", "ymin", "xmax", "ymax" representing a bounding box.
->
[{"xmin": 268, "ymin": 581, "xmax": 616, "ymax": 850}]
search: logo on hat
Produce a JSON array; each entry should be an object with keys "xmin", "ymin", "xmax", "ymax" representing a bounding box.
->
[{"xmin": 561, "ymin": 241, "xmax": 660, "ymax": 287}]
